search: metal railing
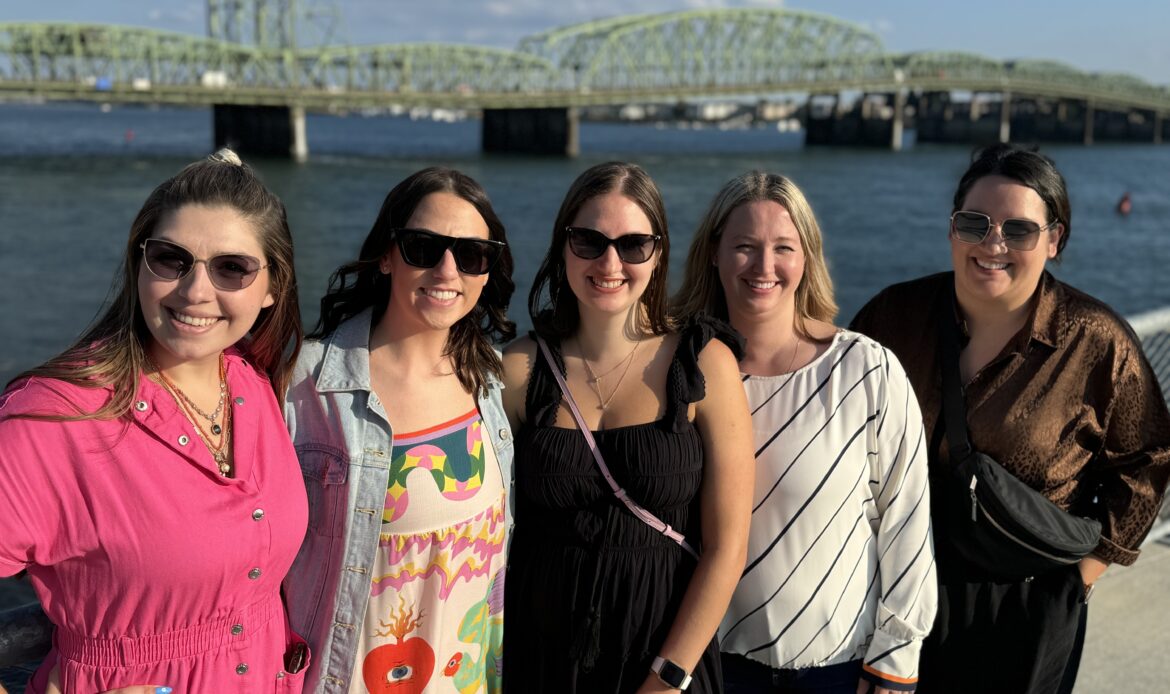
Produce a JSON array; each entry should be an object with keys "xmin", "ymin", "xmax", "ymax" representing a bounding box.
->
[{"xmin": 1130, "ymin": 306, "xmax": 1170, "ymax": 543}]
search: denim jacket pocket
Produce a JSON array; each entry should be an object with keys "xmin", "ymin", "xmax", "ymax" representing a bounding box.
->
[{"xmin": 296, "ymin": 443, "xmax": 349, "ymax": 538}]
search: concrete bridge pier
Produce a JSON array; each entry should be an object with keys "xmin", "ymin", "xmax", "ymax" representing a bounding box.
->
[
  {"xmin": 1011, "ymin": 98, "xmax": 1088, "ymax": 143},
  {"xmin": 890, "ymin": 88, "xmax": 906, "ymax": 151},
  {"xmin": 803, "ymin": 94, "xmax": 841, "ymax": 146},
  {"xmin": 1083, "ymin": 101, "xmax": 1095, "ymax": 145},
  {"xmin": 805, "ymin": 93, "xmax": 906, "ymax": 149},
  {"xmin": 914, "ymin": 91, "xmax": 1005, "ymax": 144},
  {"xmin": 999, "ymin": 91, "xmax": 1011, "ymax": 143},
  {"xmin": 213, "ymin": 104, "xmax": 308, "ymax": 161},
  {"xmin": 1156, "ymin": 112, "xmax": 1164, "ymax": 144},
  {"xmin": 482, "ymin": 108, "xmax": 579, "ymax": 156}
]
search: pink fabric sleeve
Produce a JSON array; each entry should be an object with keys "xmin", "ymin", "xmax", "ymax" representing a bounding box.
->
[{"xmin": 0, "ymin": 380, "xmax": 81, "ymax": 575}]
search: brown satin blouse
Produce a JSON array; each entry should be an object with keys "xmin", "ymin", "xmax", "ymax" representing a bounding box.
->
[{"xmin": 850, "ymin": 270, "xmax": 1170, "ymax": 566}]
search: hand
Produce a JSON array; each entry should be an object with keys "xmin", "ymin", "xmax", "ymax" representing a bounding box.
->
[
  {"xmin": 635, "ymin": 672, "xmax": 678, "ymax": 693},
  {"xmin": 1077, "ymin": 554, "xmax": 1109, "ymax": 588},
  {"xmin": 857, "ymin": 680, "xmax": 909, "ymax": 694},
  {"xmin": 47, "ymin": 665, "xmax": 173, "ymax": 693}
]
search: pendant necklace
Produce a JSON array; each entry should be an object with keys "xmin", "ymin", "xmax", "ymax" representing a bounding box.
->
[
  {"xmin": 579, "ymin": 339, "xmax": 642, "ymax": 410},
  {"xmin": 147, "ymin": 354, "xmax": 234, "ymax": 476}
]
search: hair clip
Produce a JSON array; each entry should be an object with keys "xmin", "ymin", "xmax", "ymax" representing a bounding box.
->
[{"xmin": 209, "ymin": 148, "xmax": 243, "ymax": 166}]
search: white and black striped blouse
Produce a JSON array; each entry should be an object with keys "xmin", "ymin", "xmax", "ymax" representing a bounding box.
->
[{"xmin": 719, "ymin": 330, "xmax": 937, "ymax": 690}]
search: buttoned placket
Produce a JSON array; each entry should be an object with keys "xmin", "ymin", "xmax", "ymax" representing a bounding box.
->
[
  {"xmin": 321, "ymin": 388, "xmax": 394, "ymax": 691},
  {"xmin": 133, "ymin": 372, "xmax": 272, "ymax": 683}
]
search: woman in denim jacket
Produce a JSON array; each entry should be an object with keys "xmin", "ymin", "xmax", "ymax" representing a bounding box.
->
[{"xmin": 283, "ymin": 168, "xmax": 516, "ymax": 694}]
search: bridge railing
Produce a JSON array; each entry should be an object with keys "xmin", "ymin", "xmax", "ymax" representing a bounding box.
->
[{"xmin": 1128, "ymin": 307, "xmax": 1170, "ymax": 538}]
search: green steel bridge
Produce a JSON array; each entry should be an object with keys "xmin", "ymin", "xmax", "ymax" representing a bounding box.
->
[{"xmin": 2, "ymin": 4, "xmax": 1168, "ymax": 155}]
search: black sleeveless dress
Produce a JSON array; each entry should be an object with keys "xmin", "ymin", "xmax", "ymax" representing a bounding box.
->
[{"xmin": 503, "ymin": 319, "xmax": 739, "ymax": 694}]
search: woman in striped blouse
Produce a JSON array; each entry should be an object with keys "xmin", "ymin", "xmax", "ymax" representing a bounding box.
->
[{"xmin": 673, "ymin": 172, "xmax": 937, "ymax": 694}]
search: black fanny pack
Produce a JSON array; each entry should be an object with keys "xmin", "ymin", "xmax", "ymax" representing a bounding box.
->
[{"xmin": 937, "ymin": 296, "xmax": 1101, "ymax": 581}]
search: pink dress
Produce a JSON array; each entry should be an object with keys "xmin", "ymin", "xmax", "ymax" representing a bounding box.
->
[{"xmin": 0, "ymin": 352, "xmax": 309, "ymax": 693}]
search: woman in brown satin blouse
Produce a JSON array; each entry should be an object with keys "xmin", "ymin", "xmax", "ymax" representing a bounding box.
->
[{"xmin": 850, "ymin": 143, "xmax": 1170, "ymax": 694}]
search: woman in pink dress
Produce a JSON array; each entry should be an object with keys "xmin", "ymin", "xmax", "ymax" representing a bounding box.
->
[{"xmin": 0, "ymin": 150, "xmax": 307, "ymax": 693}]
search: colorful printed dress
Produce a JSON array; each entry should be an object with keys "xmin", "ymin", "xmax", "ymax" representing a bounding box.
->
[{"xmin": 351, "ymin": 407, "xmax": 507, "ymax": 694}]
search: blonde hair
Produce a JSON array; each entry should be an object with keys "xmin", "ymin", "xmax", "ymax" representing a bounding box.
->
[{"xmin": 672, "ymin": 171, "xmax": 837, "ymax": 339}]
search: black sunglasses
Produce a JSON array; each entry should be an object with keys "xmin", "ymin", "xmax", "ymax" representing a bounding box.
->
[
  {"xmin": 565, "ymin": 226, "xmax": 661, "ymax": 265},
  {"xmin": 950, "ymin": 211, "xmax": 1058, "ymax": 251},
  {"xmin": 140, "ymin": 238, "xmax": 267, "ymax": 291},
  {"xmin": 392, "ymin": 228, "xmax": 506, "ymax": 276}
]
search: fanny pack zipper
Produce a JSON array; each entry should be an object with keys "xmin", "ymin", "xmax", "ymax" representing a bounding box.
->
[{"xmin": 969, "ymin": 476, "xmax": 1078, "ymax": 565}]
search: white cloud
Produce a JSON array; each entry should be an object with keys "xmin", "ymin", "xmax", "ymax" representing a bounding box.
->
[{"xmin": 485, "ymin": 2, "xmax": 515, "ymax": 17}]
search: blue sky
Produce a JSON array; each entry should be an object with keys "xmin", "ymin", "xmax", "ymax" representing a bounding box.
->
[{"xmin": 4, "ymin": 1, "xmax": 1169, "ymax": 85}]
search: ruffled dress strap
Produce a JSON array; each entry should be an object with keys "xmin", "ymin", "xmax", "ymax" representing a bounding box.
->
[
  {"xmin": 664, "ymin": 314, "xmax": 746, "ymax": 432},
  {"xmin": 524, "ymin": 330, "xmax": 568, "ymax": 428}
]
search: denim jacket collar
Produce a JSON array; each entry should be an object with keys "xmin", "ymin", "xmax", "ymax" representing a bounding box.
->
[
  {"xmin": 314, "ymin": 307, "xmax": 503, "ymax": 394},
  {"xmin": 315, "ymin": 308, "xmax": 374, "ymax": 393}
]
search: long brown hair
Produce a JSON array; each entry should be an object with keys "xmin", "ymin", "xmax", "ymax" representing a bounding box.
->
[
  {"xmin": 311, "ymin": 167, "xmax": 515, "ymax": 397},
  {"xmin": 672, "ymin": 171, "xmax": 837, "ymax": 339},
  {"xmin": 528, "ymin": 161, "xmax": 671, "ymax": 340},
  {"xmin": 9, "ymin": 149, "xmax": 303, "ymax": 419}
]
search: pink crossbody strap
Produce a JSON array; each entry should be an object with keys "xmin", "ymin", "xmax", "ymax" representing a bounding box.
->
[{"xmin": 536, "ymin": 336, "xmax": 699, "ymax": 559}]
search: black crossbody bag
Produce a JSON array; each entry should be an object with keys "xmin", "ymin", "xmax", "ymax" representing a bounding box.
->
[{"xmin": 937, "ymin": 296, "xmax": 1101, "ymax": 581}]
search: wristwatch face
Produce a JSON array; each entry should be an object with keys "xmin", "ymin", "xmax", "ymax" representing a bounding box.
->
[{"xmin": 657, "ymin": 659, "xmax": 687, "ymax": 687}]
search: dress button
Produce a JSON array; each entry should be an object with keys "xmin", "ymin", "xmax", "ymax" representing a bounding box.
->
[
  {"xmin": 248, "ymin": 567, "xmax": 262, "ymax": 580},
  {"xmin": 252, "ymin": 509, "xmax": 265, "ymax": 521},
  {"xmin": 235, "ymin": 396, "xmax": 245, "ymax": 405},
  {"xmin": 231, "ymin": 624, "xmax": 243, "ymax": 635},
  {"xmin": 135, "ymin": 401, "xmax": 148, "ymax": 412},
  {"xmin": 235, "ymin": 663, "xmax": 248, "ymax": 675},
  {"xmin": 178, "ymin": 435, "xmax": 189, "ymax": 445}
]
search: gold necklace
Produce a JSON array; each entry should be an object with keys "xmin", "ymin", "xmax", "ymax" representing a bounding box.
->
[
  {"xmin": 782, "ymin": 336, "xmax": 802, "ymax": 374},
  {"xmin": 579, "ymin": 339, "xmax": 642, "ymax": 410},
  {"xmin": 147, "ymin": 355, "xmax": 234, "ymax": 477}
]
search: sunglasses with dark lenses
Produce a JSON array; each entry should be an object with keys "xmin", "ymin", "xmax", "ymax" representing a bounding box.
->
[
  {"xmin": 950, "ymin": 211, "xmax": 1058, "ymax": 251},
  {"xmin": 393, "ymin": 228, "xmax": 506, "ymax": 276},
  {"xmin": 140, "ymin": 238, "xmax": 267, "ymax": 291},
  {"xmin": 565, "ymin": 226, "xmax": 661, "ymax": 264}
]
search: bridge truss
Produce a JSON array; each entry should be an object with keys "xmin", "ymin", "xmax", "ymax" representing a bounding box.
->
[{"xmin": 1, "ymin": 8, "xmax": 1168, "ymax": 113}]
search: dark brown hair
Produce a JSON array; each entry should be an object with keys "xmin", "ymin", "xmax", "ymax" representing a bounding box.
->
[
  {"xmin": 312, "ymin": 167, "xmax": 515, "ymax": 397},
  {"xmin": 528, "ymin": 161, "xmax": 671, "ymax": 339},
  {"xmin": 9, "ymin": 149, "xmax": 302, "ymax": 419}
]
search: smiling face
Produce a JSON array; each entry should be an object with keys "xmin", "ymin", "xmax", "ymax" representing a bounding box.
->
[
  {"xmin": 715, "ymin": 200, "xmax": 805, "ymax": 327},
  {"xmin": 137, "ymin": 204, "xmax": 275, "ymax": 370},
  {"xmin": 563, "ymin": 192, "xmax": 659, "ymax": 322},
  {"xmin": 379, "ymin": 192, "xmax": 490, "ymax": 334},
  {"xmin": 950, "ymin": 174, "xmax": 1062, "ymax": 312}
]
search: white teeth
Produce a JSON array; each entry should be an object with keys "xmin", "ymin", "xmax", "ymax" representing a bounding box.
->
[
  {"xmin": 425, "ymin": 289, "xmax": 458, "ymax": 300},
  {"xmin": 592, "ymin": 278, "xmax": 625, "ymax": 289},
  {"xmin": 171, "ymin": 310, "xmax": 218, "ymax": 327},
  {"xmin": 975, "ymin": 259, "xmax": 1008, "ymax": 270},
  {"xmin": 747, "ymin": 280, "xmax": 777, "ymax": 289}
]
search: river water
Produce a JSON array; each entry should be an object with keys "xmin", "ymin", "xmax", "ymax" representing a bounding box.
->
[{"xmin": 1, "ymin": 102, "xmax": 1168, "ymax": 384}]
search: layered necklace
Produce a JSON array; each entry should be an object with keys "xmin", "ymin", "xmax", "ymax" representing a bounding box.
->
[
  {"xmin": 147, "ymin": 353, "xmax": 233, "ymax": 477},
  {"xmin": 578, "ymin": 338, "xmax": 643, "ymax": 411}
]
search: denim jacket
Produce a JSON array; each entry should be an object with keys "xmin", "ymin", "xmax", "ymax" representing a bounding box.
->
[{"xmin": 281, "ymin": 308, "xmax": 514, "ymax": 694}]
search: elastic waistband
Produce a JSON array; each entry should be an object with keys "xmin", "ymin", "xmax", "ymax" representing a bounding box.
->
[{"xmin": 55, "ymin": 594, "xmax": 283, "ymax": 667}]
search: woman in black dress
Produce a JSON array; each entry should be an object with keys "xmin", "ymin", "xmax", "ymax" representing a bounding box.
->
[{"xmin": 501, "ymin": 162, "xmax": 754, "ymax": 693}]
